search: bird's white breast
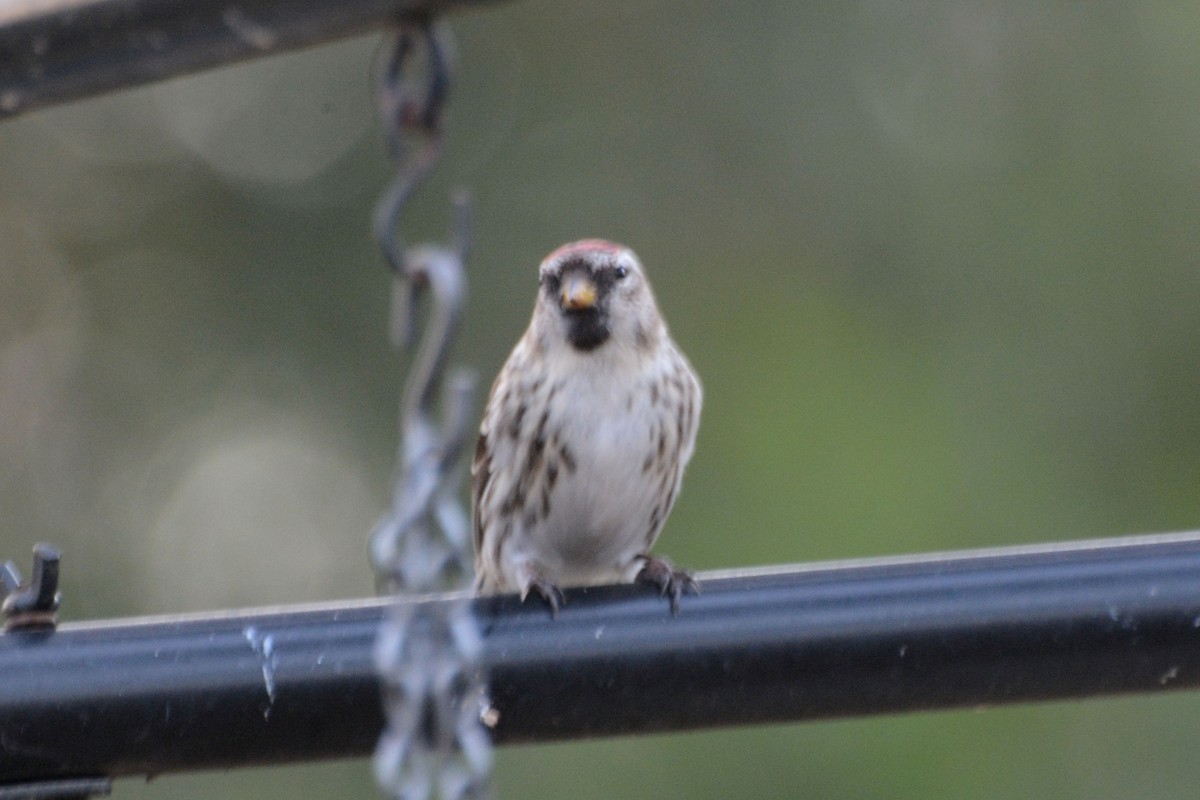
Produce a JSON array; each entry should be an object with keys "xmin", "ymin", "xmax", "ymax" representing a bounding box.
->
[{"xmin": 520, "ymin": 352, "xmax": 665, "ymax": 584}]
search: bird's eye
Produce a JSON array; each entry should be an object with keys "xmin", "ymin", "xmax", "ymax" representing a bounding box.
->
[{"xmin": 614, "ymin": 266, "xmax": 629, "ymax": 280}]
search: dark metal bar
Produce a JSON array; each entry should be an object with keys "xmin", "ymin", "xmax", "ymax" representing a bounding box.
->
[
  {"xmin": 0, "ymin": 776, "xmax": 112, "ymax": 800},
  {"xmin": 0, "ymin": 0, "xmax": 506, "ymax": 120},
  {"xmin": 3, "ymin": 532, "xmax": 1200, "ymax": 783}
]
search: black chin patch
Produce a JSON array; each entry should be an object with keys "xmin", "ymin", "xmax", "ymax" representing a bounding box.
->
[{"xmin": 564, "ymin": 308, "xmax": 610, "ymax": 351}]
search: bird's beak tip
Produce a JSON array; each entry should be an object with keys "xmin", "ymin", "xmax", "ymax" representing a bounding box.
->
[{"xmin": 561, "ymin": 276, "xmax": 597, "ymax": 311}]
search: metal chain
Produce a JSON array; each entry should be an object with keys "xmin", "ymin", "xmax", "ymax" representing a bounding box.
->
[{"xmin": 368, "ymin": 19, "xmax": 492, "ymax": 800}]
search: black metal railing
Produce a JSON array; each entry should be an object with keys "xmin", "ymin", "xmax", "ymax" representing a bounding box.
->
[
  {"xmin": 3, "ymin": 532, "xmax": 1200, "ymax": 785},
  {"xmin": 0, "ymin": 0, "xmax": 508, "ymax": 118}
]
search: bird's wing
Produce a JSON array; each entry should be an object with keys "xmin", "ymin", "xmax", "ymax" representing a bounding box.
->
[{"xmin": 471, "ymin": 428, "xmax": 492, "ymax": 557}]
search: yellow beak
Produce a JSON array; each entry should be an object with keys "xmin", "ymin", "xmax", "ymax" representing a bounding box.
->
[{"xmin": 561, "ymin": 274, "xmax": 597, "ymax": 310}]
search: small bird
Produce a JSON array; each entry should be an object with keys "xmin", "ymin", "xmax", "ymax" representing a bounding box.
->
[{"xmin": 472, "ymin": 240, "xmax": 702, "ymax": 615}]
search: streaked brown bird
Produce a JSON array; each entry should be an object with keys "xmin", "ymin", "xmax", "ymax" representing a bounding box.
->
[{"xmin": 472, "ymin": 240, "xmax": 701, "ymax": 615}]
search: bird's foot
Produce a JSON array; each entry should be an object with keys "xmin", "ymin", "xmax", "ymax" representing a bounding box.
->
[
  {"xmin": 635, "ymin": 556, "xmax": 699, "ymax": 616},
  {"xmin": 520, "ymin": 578, "xmax": 565, "ymax": 618}
]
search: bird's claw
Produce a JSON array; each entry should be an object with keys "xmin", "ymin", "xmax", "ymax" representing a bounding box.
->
[
  {"xmin": 636, "ymin": 556, "xmax": 699, "ymax": 616},
  {"xmin": 522, "ymin": 579, "xmax": 565, "ymax": 618}
]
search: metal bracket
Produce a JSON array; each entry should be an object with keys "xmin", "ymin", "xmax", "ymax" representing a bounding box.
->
[{"xmin": 2, "ymin": 543, "xmax": 62, "ymax": 631}]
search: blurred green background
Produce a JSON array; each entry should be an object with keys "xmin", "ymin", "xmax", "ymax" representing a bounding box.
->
[{"xmin": 3, "ymin": 1, "xmax": 1200, "ymax": 797}]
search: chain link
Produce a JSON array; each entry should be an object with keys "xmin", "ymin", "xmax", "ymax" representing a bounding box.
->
[{"xmin": 368, "ymin": 19, "xmax": 492, "ymax": 800}]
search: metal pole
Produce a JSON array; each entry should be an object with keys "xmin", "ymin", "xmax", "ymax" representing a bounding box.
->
[
  {"xmin": 0, "ymin": 0, "xmax": 507, "ymax": 119},
  {"xmin": 2, "ymin": 532, "xmax": 1200, "ymax": 783}
]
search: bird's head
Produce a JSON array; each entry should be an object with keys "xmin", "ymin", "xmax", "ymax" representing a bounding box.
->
[{"xmin": 533, "ymin": 239, "xmax": 664, "ymax": 354}]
